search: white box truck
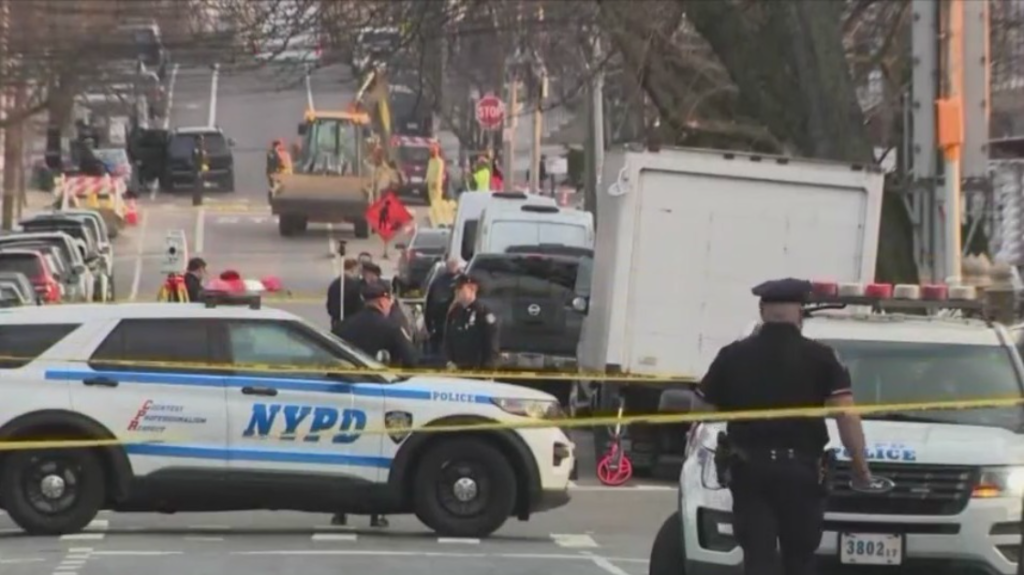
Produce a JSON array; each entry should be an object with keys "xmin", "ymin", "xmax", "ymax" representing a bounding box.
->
[{"xmin": 574, "ymin": 146, "xmax": 885, "ymax": 475}]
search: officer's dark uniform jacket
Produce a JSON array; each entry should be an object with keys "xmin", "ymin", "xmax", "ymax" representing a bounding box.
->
[
  {"xmin": 696, "ymin": 278, "xmax": 852, "ymax": 575},
  {"xmin": 184, "ymin": 272, "xmax": 203, "ymax": 302},
  {"xmin": 698, "ymin": 322, "xmax": 851, "ymax": 453},
  {"xmin": 326, "ymin": 276, "xmax": 363, "ymax": 326},
  {"xmin": 444, "ymin": 299, "xmax": 500, "ymax": 369},
  {"xmin": 425, "ymin": 270, "xmax": 457, "ymax": 336},
  {"xmin": 334, "ymin": 302, "xmax": 420, "ymax": 368}
]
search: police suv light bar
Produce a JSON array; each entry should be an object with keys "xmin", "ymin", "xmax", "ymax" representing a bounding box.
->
[
  {"xmin": 198, "ymin": 290, "xmax": 261, "ymax": 310},
  {"xmin": 806, "ymin": 281, "xmax": 982, "ymax": 312}
]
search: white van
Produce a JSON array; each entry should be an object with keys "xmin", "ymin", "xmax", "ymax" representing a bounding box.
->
[
  {"xmin": 448, "ymin": 191, "xmax": 557, "ymax": 263},
  {"xmin": 474, "ymin": 204, "xmax": 594, "ymax": 255}
]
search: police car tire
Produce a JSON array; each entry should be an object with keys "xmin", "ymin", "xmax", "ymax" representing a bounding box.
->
[
  {"xmin": 0, "ymin": 448, "xmax": 105, "ymax": 535},
  {"xmin": 648, "ymin": 511, "xmax": 685, "ymax": 575},
  {"xmin": 412, "ymin": 438, "xmax": 516, "ymax": 537}
]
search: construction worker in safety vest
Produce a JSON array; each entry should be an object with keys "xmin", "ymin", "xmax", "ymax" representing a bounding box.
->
[
  {"xmin": 425, "ymin": 142, "xmax": 445, "ymax": 206},
  {"xmin": 471, "ymin": 154, "xmax": 492, "ymax": 191}
]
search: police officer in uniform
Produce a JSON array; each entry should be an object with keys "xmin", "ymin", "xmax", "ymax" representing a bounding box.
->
[
  {"xmin": 334, "ymin": 281, "xmax": 420, "ymax": 368},
  {"xmin": 330, "ymin": 281, "xmax": 418, "ymax": 529},
  {"xmin": 443, "ymin": 274, "xmax": 499, "ymax": 369},
  {"xmin": 694, "ymin": 278, "xmax": 873, "ymax": 575}
]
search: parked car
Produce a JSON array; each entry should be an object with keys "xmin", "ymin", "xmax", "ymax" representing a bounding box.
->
[
  {"xmin": 0, "ymin": 271, "xmax": 40, "ymax": 306},
  {"xmin": 0, "ymin": 232, "xmax": 92, "ymax": 302},
  {"xmin": 20, "ymin": 213, "xmax": 113, "ymax": 300},
  {"xmin": 0, "ymin": 249, "xmax": 63, "ymax": 303},
  {"xmin": 394, "ymin": 228, "xmax": 450, "ymax": 297}
]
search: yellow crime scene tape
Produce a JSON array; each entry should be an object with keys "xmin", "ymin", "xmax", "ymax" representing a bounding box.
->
[
  {"xmin": 0, "ymin": 395, "xmax": 1021, "ymax": 451},
  {"xmin": 0, "ymin": 353, "xmax": 696, "ymax": 383}
]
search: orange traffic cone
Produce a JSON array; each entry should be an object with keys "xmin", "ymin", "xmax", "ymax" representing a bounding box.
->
[{"xmin": 125, "ymin": 197, "xmax": 139, "ymax": 226}]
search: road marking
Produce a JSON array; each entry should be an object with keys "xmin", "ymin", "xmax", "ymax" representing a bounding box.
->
[
  {"xmin": 311, "ymin": 533, "xmax": 357, "ymax": 542},
  {"xmin": 582, "ymin": 552, "xmax": 634, "ymax": 575},
  {"xmin": 551, "ymin": 534, "xmax": 599, "ymax": 548},
  {"xmin": 568, "ymin": 481, "xmax": 674, "ymax": 492},
  {"xmin": 437, "ymin": 538, "xmax": 480, "ymax": 544},
  {"xmin": 214, "ymin": 216, "xmax": 239, "ymax": 224},
  {"xmin": 194, "ymin": 207, "xmax": 206, "ymax": 254},
  {"xmin": 228, "ymin": 550, "xmax": 643, "ymax": 562},
  {"xmin": 184, "ymin": 536, "xmax": 225, "ymax": 542},
  {"xmin": 0, "ymin": 558, "xmax": 45, "ymax": 564},
  {"xmin": 85, "ymin": 519, "xmax": 108, "ymax": 530},
  {"xmin": 91, "ymin": 551, "xmax": 182, "ymax": 556},
  {"xmin": 186, "ymin": 524, "xmax": 230, "ymax": 531},
  {"xmin": 128, "ymin": 206, "xmax": 150, "ymax": 301},
  {"xmin": 161, "ymin": 62, "xmax": 180, "ymax": 131},
  {"xmin": 207, "ymin": 63, "xmax": 220, "ymax": 127},
  {"xmin": 58, "ymin": 533, "xmax": 103, "ymax": 541}
]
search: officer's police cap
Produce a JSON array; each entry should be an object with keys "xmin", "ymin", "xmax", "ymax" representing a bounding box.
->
[
  {"xmin": 361, "ymin": 280, "xmax": 392, "ymax": 300},
  {"xmin": 751, "ymin": 278, "xmax": 813, "ymax": 303},
  {"xmin": 361, "ymin": 262, "xmax": 382, "ymax": 275}
]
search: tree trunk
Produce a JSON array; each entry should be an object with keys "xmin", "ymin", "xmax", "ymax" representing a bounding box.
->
[{"xmin": 676, "ymin": 0, "xmax": 919, "ymax": 282}]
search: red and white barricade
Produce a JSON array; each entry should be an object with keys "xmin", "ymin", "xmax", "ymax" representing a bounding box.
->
[{"xmin": 390, "ymin": 135, "xmax": 438, "ymax": 149}]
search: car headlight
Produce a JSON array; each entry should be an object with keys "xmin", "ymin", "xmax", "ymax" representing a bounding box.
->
[
  {"xmin": 974, "ymin": 466, "xmax": 1024, "ymax": 498},
  {"xmin": 491, "ymin": 398, "xmax": 564, "ymax": 420}
]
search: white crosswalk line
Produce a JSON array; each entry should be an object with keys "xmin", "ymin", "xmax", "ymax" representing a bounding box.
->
[
  {"xmin": 551, "ymin": 533, "xmax": 599, "ymax": 548},
  {"xmin": 311, "ymin": 533, "xmax": 357, "ymax": 541},
  {"xmin": 58, "ymin": 533, "xmax": 104, "ymax": 541},
  {"xmin": 85, "ymin": 519, "xmax": 108, "ymax": 531},
  {"xmin": 215, "ymin": 216, "xmax": 240, "ymax": 224},
  {"xmin": 437, "ymin": 537, "xmax": 480, "ymax": 544}
]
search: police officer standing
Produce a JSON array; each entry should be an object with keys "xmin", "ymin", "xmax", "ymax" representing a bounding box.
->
[
  {"xmin": 694, "ymin": 278, "xmax": 873, "ymax": 575},
  {"xmin": 330, "ymin": 281, "xmax": 418, "ymax": 529},
  {"xmin": 334, "ymin": 281, "xmax": 419, "ymax": 368},
  {"xmin": 443, "ymin": 274, "xmax": 499, "ymax": 369}
]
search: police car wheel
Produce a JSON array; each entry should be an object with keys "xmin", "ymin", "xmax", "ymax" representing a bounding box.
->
[
  {"xmin": 413, "ymin": 438, "xmax": 517, "ymax": 538},
  {"xmin": 0, "ymin": 448, "xmax": 106, "ymax": 535},
  {"xmin": 649, "ymin": 511, "xmax": 685, "ymax": 575}
]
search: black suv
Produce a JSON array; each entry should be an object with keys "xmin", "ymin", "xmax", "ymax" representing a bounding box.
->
[
  {"xmin": 465, "ymin": 246, "xmax": 593, "ymax": 404},
  {"xmin": 133, "ymin": 127, "xmax": 235, "ymax": 193}
]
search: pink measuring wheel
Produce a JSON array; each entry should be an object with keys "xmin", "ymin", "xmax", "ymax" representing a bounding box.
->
[{"xmin": 596, "ymin": 399, "xmax": 633, "ymax": 486}]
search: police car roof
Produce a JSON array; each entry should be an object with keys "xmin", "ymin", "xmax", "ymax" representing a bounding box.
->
[
  {"xmin": 802, "ymin": 314, "xmax": 1003, "ymax": 346},
  {"xmin": 0, "ymin": 303, "xmax": 298, "ymax": 324}
]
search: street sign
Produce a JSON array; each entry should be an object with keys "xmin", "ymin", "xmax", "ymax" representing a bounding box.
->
[
  {"xmin": 366, "ymin": 192, "xmax": 414, "ymax": 242},
  {"xmin": 475, "ymin": 93, "xmax": 506, "ymax": 131}
]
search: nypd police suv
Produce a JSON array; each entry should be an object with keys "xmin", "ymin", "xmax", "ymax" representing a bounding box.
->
[
  {"xmin": 0, "ymin": 297, "xmax": 574, "ymax": 537},
  {"xmin": 653, "ymin": 282, "xmax": 1024, "ymax": 575}
]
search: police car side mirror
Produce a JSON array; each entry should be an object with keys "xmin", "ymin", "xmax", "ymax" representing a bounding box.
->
[
  {"xmin": 376, "ymin": 350, "xmax": 391, "ymax": 364},
  {"xmin": 658, "ymin": 389, "xmax": 697, "ymax": 413},
  {"xmin": 571, "ymin": 296, "xmax": 588, "ymax": 314}
]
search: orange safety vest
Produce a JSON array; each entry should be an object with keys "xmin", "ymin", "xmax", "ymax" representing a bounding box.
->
[{"xmin": 276, "ymin": 148, "xmax": 293, "ymax": 174}]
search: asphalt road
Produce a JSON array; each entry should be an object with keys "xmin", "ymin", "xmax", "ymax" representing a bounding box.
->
[{"xmin": 0, "ymin": 61, "xmax": 675, "ymax": 575}]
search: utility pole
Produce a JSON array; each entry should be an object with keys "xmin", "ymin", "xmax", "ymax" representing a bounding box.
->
[
  {"xmin": 583, "ymin": 35, "xmax": 605, "ymax": 213},
  {"xmin": 503, "ymin": 71, "xmax": 519, "ymax": 192},
  {"xmin": 528, "ymin": 4, "xmax": 545, "ymax": 194},
  {"xmin": 0, "ymin": 0, "xmax": 11, "ymax": 231},
  {"xmin": 909, "ymin": 0, "xmax": 991, "ymax": 283}
]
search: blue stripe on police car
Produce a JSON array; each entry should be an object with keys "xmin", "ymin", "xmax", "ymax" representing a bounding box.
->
[{"xmin": 44, "ymin": 370, "xmax": 495, "ymax": 404}]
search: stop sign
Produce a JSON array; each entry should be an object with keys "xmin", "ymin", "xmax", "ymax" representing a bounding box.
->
[{"xmin": 475, "ymin": 94, "xmax": 506, "ymax": 130}]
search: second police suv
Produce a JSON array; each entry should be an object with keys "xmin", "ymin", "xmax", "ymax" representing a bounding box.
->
[
  {"xmin": 0, "ymin": 293, "xmax": 574, "ymax": 537},
  {"xmin": 652, "ymin": 281, "xmax": 1024, "ymax": 575}
]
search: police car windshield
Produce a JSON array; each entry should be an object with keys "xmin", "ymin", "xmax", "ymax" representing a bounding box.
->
[{"xmin": 821, "ymin": 339, "xmax": 1024, "ymax": 431}]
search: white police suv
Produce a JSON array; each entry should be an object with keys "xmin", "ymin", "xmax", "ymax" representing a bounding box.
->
[
  {"xmin": 652, "ymin": 282, "xmax": 1024, "ymax": 575},
  {"xmin": 0, "ymin": 296, "xmax": 574, "ymax": 536}
]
